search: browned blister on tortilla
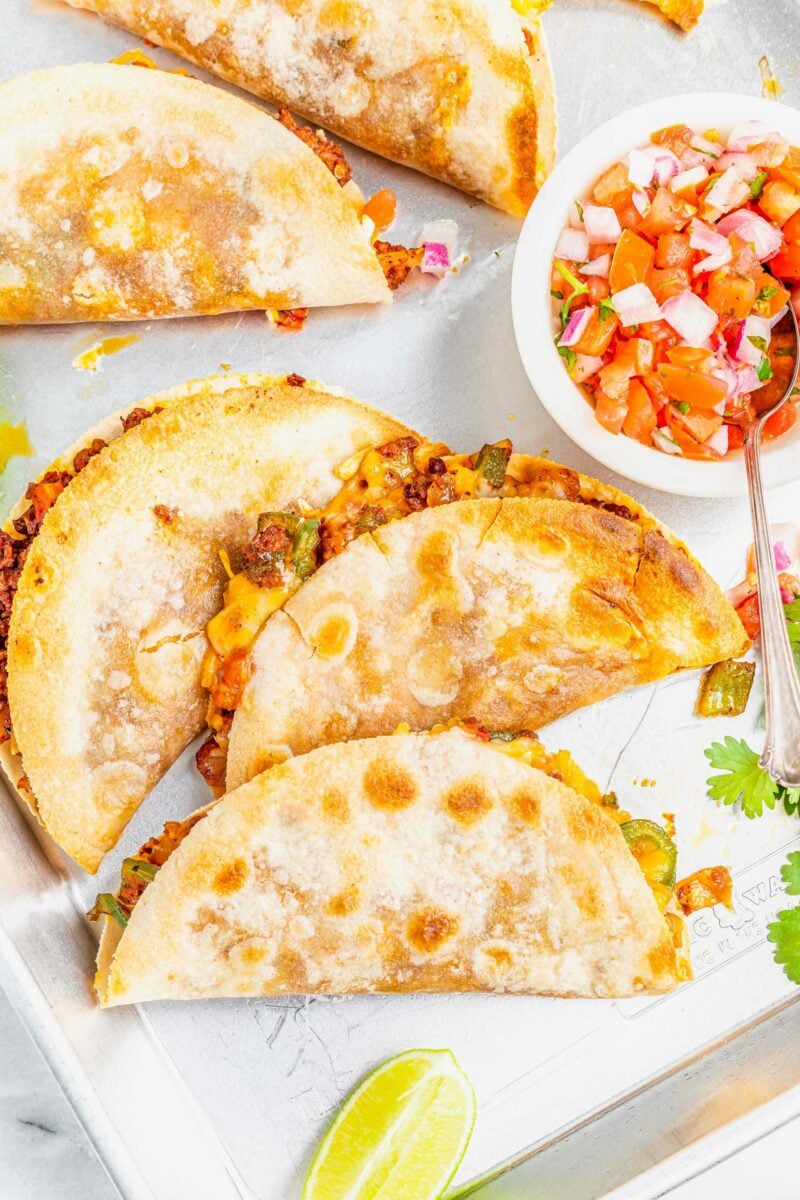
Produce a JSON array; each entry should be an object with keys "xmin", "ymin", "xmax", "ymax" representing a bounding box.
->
[{"xmin": 96, "ymin": 728, "xmax": 686, "ymax": 1005}]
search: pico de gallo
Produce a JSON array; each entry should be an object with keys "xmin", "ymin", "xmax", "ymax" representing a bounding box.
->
[{"xmin": 551, "ymin": 120, "xmax": 800, "ymax": 459}]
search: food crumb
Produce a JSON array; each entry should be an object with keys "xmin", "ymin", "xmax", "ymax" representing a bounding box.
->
[{"xmin": 72, "ymin": 335, "xmax": 139, "ymax": 373}]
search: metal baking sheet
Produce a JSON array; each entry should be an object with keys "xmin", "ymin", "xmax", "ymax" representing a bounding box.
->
[{"xmin": 2, "ymin": 0, "xmax": 800, "ymax": 1197}]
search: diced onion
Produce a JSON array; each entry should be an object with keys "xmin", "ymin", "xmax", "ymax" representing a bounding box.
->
[
  {"xmin": 555, "ymin": 227, "xmax": 589, "ymax": 262},
  {"xmin": 612, "ymin": 283, "xmax": 661, "ymax": 327},
  {"xmin": 420, "ymin": 219, "xmax": 459, "ymax": 258},
  {"xmin": 583, "ymin": 205, "xmax": 622, "ymax": 245},
  {"xmin": 652, "ymin": 428, "xmax": 683, "ymax": 455},
  {"xmin": 705, "ymin": 425, "xmax": 729, "ymax": 457},
  {"xmin": 558, "ymin": 306, "xmax": 592, "ymax": 347},
  {"xmin": 689, "ymin": 218, "xmax": 729, "ymax": 256},
  {"xmin": 568, "ymin": 200, "xmax": 585, "ymax": 229},
  {"xmin": 717, "ymin": 210, "xmax": 783, "ymax": 261},
  {"xmin": 421, "ymin": 242, "xmax": 451, "ymax": 277},
  {"xmin": 579, "ymin": 254, "xmax": 610, "ymax": 278},
  {"xmin": 671, "ymin": 165, "xmax": 708, "ymax": 194},
  {"xmin": 632, "ymin": 189, "xmax": 651, "ymax": 217},
  {"xmin": 704, "ymin": 166, "xmax": 752, "ymax": 215},
  {"xmin": 573, "ymin": 353, "xmax": 604, "ymax": 382},
  {"xmin": 661, "ymin": 291, "xmax": 718, "ymax": 343},
  {"xmin": 627, "ymin": 148, "xmax": 655, "ymax": 188},
  {"xmin": 736, "ymin": 364, "xmax": 762, "ymax": 393},
  {"xmin": 775, "ymin": 540, "xmax": 793, "ymax": 571},
  {"xmin": 727, "ymin": 121, "xmax": 772, "ymax": 153},
  {"xmin": 653, "ymin": 155, "xmax": 679, "ymax": 184},
  {"xmin": 716, "ymin": 151, "xmax": 759, "ymax": 182},
  {"xmin": 731, "ymin": 320, "xmax": 766, "ymax": 367}
]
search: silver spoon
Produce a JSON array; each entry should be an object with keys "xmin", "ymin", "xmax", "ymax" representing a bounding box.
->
[{"xmin": 740, "ymin": 301, "xmax": 800, "ymax": 788}]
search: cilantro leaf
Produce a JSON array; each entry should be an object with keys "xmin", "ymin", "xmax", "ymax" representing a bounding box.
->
[
  {"xmin": 768, "ymin": 907, "xmax": 800, "ymax": 984},
  {"xmin": 757, "ymin": 283, "xmax": 780, "ymax": 303},
  {"xmin": 598, "ymin": 297, "xmax": 617, "ymax": 324},
  {"xmin": 749, "ymin": 335, "xmax": 768, "ymax": 352},
  {"xmin": 750, "ymin": 170, "xmax": 769, "ymax": 199},
  {"xmin": 705, "ymin": 737, "xmax": 778, "ymax": 818},
  {"xmin": 575, "ymin": 200, "xmax": 584, "ymax": 222},
  {"xmin": 555, "ymin": 342, "xmax": 577, "ymax": 372},
  {"xmin": 757, "ymin": 357, "xmax": 774, "ymax": 382},
  {"xmin": 781, "ymin": 852, "xmax": 800, "ymax": 896}
]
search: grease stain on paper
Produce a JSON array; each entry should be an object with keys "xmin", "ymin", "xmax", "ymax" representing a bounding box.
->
[{"xmin": 0, "ymin": 421, "xmax": 33, "ymax": 476}]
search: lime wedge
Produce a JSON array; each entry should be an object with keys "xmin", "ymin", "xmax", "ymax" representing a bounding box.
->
[{"xmin": 303, "ymin": 1047, "xmax": 476, "ymax": 1200}]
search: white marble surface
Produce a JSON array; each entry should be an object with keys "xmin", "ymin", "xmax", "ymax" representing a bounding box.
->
[{"xmin": 0, "ymin": 983, "xmax": 795, "ymax": 1200}]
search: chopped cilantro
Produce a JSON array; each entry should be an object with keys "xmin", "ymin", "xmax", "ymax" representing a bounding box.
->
[
  {"xmin": 575, "ymin": 200, "xmax": 584, "ymax": 222},
  {"xmin": 555, "ymin": 341, "xmax": 577, "ymax": 372},
  {"xmin": 757, "ymin": 357, "xmax": 774, "ymax": 382},
  {"xmin": 750, "ymin": 171, "xmax": 769, "ymax": 199},
  {"xmin": 598, "ymin": 297, "xmax": 617, "ymax": 324},
  {"xmin": 749, "ymin": 335, "xmax": 768, "ymax": 352},
  {"xmin": 705, "ymin": 737, "xmax": 778, "ymax": 819},
  {"xmin": 757, "ymin": 283, "xmax": 780, "ymax": 303},
  {"xmin": 676, "ymin": 401, "xmax": 691, "ymax": 414},
  {"xmin": 781, "ymin": 852, "xmax": 800, "ymax": 896},
  {"xmin": 553, "ymin": 260, "xmax": 588, "ymax": 297},
  {"xmin": 768, "ymin": 907, "xmax": 800, "ymax": 984},
  {"xmin": 550, "ymin": 289, "xmax": 564, "ymax": 300},
  {"xmin": 691, "ymin": 143, "xmax": 720, "ymax": 160},
  {"xmin": 774, "ymin": 346, "xmax": 795, "ymax": 357},
  {"xmin": 701, "ymin": 175, "xmax": 719, "ymax": 194}
]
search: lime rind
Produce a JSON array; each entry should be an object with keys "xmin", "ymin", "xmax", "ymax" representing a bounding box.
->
[{"xmin": 303, "ymin": 1047, "xmax": 476, "ymax": 1200}]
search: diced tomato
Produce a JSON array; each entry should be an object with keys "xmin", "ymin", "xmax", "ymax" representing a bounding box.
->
[
  {"xmin": 589, "ymin": 242, "xmax": 616, "ymax": 260},
  {"xmin": 666, "ymin": 417, "xmax": 722, "ymax": 460},
  {"xmin": 782, "ymin": 209, "xmax": 800, "ymax": 244},
  {"xmin": 613, "ymin": 193, "xmax": 645, "ymax": 234},
  {"xmin": 706, "ymin": 270, "xmax": 757, "ymax": 320},
  {"xmin": 592, "ymin": 162, "xmax": 630, "ymax": 206},
  {"xmin": 637, "ymin": 320, "xmax": 680, "ymax": 352},
  {"xmin": 751, "ymin": 268, "xmax": 791, "ymax": 318},
  {"xmin": 609, "ymin": 229, "xmax": 654, "ymax": 293},
  {"xmin": 666, "ymin": 345, "xmax": 715, "ymax": 371},
  {"xmin": 573, "ymin": 309, "xmax": 619, "ymax": 356},
  {"xmin": 622, "ymin": 380, "xmax": 657, "ymax": 443},
  {"xmin": 594, "ymin": 388, "xmax": 629, "ymax": 435},
  {"xmin": 726, "ymin": 423, "xmax": 745, "ymax": 450},
  {"xmin": 729, "ymin": 234, "xmax": 762, "ymax": 283},
  {"xmin": 770, "ymin": 241, "xmax": 800, "ymax": 281},
  {"xmin": 638, "ymin": 189, "xmax": 695, "ymax": 238},
  {"xmin": 587, "ymin": 276, "xmax": 610, "ymax": 303},
  {"xmin": 647, "ymin": 265, "xmax": 690, "ymax": 304},
  {"xmin": 362, "ymin": 188, "xmax": 397, "ymax": 231},
  {"xmin": 671, "ymin": 405, "xmax": 723, "ymax": 443},
  {"xmin": 763, "ymin": 400, "xmax": 798, "ymax": 439},
  {"xmin": 735, "ymin": 593, "xmax": 761, "ymax": 639},
  {"xmin": 758, "ymin": 179, "xmax": 800, "ymax": 227},
  {"xmin": 598, "ymin": 360, "xmax": 632, "ymax": 403},
  {"xmin": 642, "ymin": 370, "xmax": 669, "ymax": 410},
  {"xmin": 655, "ymin": 232, "xmax": 695, "ymax": 270},
  {"xmin": 652, "ymin": 123, "xmax": 695, "ymax": 157},
  {"xmin": 615, "ymin": 337, "xmax": 654, "ymax": 376},
  {"xmin": 657, "ymin": 364, "xmax": 728, "ymax": 409}
]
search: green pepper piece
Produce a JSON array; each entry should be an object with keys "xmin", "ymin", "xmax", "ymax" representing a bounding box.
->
[
  {"xmin": 257, "ymin": 511, "xmax": 300, "ymax": 535},
  {"xmin": 87, "ymin": 893, "xmax": 129, "ymax": 928},
  {"xmin": 121, "ymin": 857, "xmax": 160, "ymax": 884},
  {"xmin": 620, "ymin": 819, "xmax": 677, "ymax": 889},
  {"xmin": 291, "ymin": 518, "xmax": 321, "ymax": 581},
  {"xmin": 696, "ymin": 659, "xmax": 756, "ymax": 718},
  {"xmin": 475, "ymin": 441, "xmax": 512, "ymax": 489}
]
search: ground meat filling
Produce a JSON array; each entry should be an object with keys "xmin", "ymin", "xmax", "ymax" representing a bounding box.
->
[
  {"xmin": 374, "ymin": 241, "xmax": 425, "ymax": 291},
  {"xmin": 0, "ymin": 407, "xmax": 159, "ymax": 746},
  {"xmin": 277, "ymin": 108, "xmax": 353, "ymax": 187}
]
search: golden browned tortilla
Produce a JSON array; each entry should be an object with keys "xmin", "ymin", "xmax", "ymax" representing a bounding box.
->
[
  {"xmin": 95, "ymin": 728, "xmax": 685, "ymax": 1004},
  {"xmin": 5, "ymin": 374, "xmax": 412, "ymax": 872},
  {"xmin": 227, "ymin": 496, "xmax": 748, "ymax": 788},
  {"xmin": 0, "ymin": 62, "xmax": 389, "ymax": 323},
  {"xmin": 60, "ymin": 0, "xmax": 557, "ymax": 216}
]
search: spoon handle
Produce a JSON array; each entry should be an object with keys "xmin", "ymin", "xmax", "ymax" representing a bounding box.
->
[{"xmin": 743, "ymin": 422, "xmax": 800, "ymax": 788}]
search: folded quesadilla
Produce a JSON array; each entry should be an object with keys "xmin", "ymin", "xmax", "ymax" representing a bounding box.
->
[
  {"xmin": 92, "ymin": 727, "xmax": 689, "ymax": 1004},
  {"xmin": 3, "ymin": 374, "xmax": 411, "ymax": 871},
  {"xmin": 60, "ymin": 1, "xmax": 557, "ymax": 217},
  {"xmin": 0, "ymin": 62, "xmax": 391, "ymax": 324},
  {"xmin": 190, "ymin": 435, "xmax": 747, "ymax": 790}
]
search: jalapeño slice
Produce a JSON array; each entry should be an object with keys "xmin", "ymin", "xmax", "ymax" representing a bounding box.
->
[{"xmin": 620, "ymin": 819, "xmax": 677, "ymax": 889}]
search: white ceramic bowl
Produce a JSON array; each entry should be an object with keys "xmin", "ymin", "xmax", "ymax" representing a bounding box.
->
[{"xmin": 512, "ymin": 93, "xmax": 800, "ymax": 498}]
